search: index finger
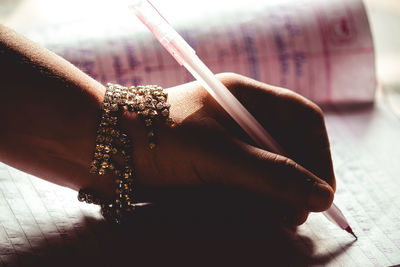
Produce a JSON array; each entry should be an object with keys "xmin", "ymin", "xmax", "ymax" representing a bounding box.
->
[{"xmin": 211, "ymin": 73, "xmax": 336, "ymax": 189}]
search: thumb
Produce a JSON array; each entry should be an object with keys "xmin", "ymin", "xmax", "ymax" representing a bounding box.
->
[{"xmin": 204, "ymin": 140, "xmax": 334, "ymax": 212}]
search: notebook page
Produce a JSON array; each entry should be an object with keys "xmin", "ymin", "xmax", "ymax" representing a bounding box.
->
[{"xmin": 23, "ymin": 0, "xmax": 375, "ymax": 104}]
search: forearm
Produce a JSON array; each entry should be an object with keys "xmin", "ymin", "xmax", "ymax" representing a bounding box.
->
[{"xmin": 0, "ymin": 24, "xmax": 105, "ymax": 190}]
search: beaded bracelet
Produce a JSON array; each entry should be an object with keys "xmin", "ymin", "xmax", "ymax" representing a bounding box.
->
[{"xmin": 78, "ymin": 83, "xmax": 174, "ymax": 224}]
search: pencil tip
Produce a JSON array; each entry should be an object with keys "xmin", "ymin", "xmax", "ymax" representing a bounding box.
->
[{"xmin": 345, "ymin": 226, "xmax": 358, "ymax": 240}]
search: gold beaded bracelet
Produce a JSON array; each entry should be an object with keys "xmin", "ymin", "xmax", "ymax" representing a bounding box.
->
[{"xmin": 78, "ymin": 83, "xmax": 174, "ymax": 224}]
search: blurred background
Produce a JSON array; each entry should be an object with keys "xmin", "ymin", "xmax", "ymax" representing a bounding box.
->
[{"xmin": 0, "ymin": 0, "xmax": 399, "ymax": 115}]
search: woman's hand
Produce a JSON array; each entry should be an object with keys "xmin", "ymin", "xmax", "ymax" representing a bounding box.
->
[{"xmin": 111, "ymin": 73, "xmax": 335, "ymax": 225}]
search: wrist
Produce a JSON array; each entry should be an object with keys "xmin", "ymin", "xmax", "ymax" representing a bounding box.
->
[{"xmin": 80, "ymin": 83, "xmax": 176, "ymax": 222}]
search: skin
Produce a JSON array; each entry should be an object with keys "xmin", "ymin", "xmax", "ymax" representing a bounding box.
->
[{"xmin": 0, "ymin": 24, "xmax": 335, "ymax": 226}]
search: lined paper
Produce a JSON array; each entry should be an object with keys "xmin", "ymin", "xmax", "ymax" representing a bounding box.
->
[{"xmin": 297, "ymin": 100, "xmax": 400, "ymax": 266}]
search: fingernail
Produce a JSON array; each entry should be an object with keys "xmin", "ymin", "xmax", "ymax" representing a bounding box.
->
[{"xmin": 308, "ymin": 182, "xmax": 332, "ymax": 210}]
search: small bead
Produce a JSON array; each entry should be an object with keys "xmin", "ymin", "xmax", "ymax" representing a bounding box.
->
[
  {"xmin": 96, "ymin": 144, "xmax": 104, "ymax": 152},
  {"xmin": 103, "ymin": 102, "xmax": 110, "ymax": 109},
  {"xmin": 103, "ymin": 146, "xmax": 111, "ymax": 153},
  {"xmin": 166, "ymin": 117, "xmax": 175, "ymax": 126},
  {"xmin": 142, "ymin": 110, "xmax": 149, "ymax": 117},
  {"xmin": 111, "ymin": 130, "xmax": 120, "ymax": 138},
  {"xmin": 145, "ymin": 102, "xmax": 155, "ymax": 109},
  {"xmin": 124, "ymin": 166, "xmax": 133, "ymax": 172},
  {"xmin": 149, "ymin": 142, "xmax": 156, "ymax": 149},
  {"xmin": 101, "ymin": 161, "xmax": 108, "ymax": 168},
  {"xmin": 149, "ymin": 110, "xmax": 157, "ymax": 118},
  {"xmin": 111, "ymin": 103, "xmax": 118, "ymax": 111},
  {"xmin": 78, "ymin": 191, "xmax": 86, "ymax": 202},
  {"xmin": 110, "ymin": 117, "xmax": 117, "ymax": 125},
  {"xmin": 94, "ymin": 152, "xmax": 103, "ymax": 159},
  {"xmin": 85, "ymin": 194, "xmax": 93, "ymax": 203},
  {"xmin": 161, "ymin": 109, "xmax": 169, "ymax": 117},
  {"xmin": 156, "ymin": 102, "xmax": 164, "ymax": 110},
  {"xmin": 98, "ymin": 127, "xmax": 107, "ymax": 134},
  {"xmin": 120, "ymin": 137, "xmax": 127, "ymax": 145},
  {"xmin": 148, "ymin": 130, "xmax": 155, "ymax": 137}
]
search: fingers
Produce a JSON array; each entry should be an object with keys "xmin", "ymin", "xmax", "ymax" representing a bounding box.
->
[
  {"xmin": 200, "ymin": 138, "xmax": 334, "ymax": 213},
  {"xmin": 210, "ymin": 73, "xmax": 335, "ymax": 190}
]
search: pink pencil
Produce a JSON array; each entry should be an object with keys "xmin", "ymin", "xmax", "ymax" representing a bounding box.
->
[{"xmin": 129, "ymin": 0, "xmax": 357, "ymax": 239}]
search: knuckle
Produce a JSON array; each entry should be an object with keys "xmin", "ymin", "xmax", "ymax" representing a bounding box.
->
[
  {"xmin": 288, "ymin": 93, "xmax": 325, "ymax": 126},
  {"xmin": 268, "ymin": 154, "xmax": 300, "ymax": 191},
  {"xmin": 304, "ymin": 101, "xmax": 325, "ymax": 126},
  {"xmin": 273, "ymin": 155, "xmax": 298, "ymax": 174},
  {"xmin": 215, "ymin": 72, "xmax": 245, "ymax": 89}
]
